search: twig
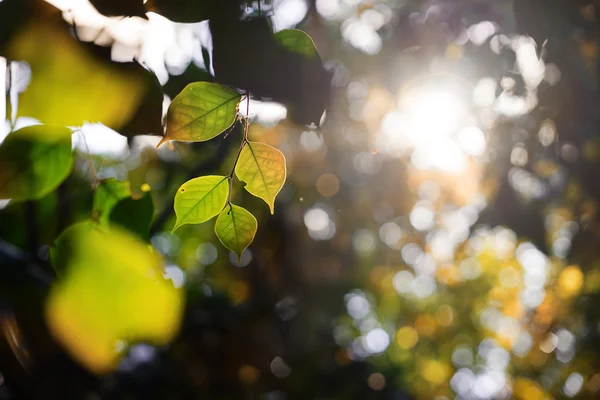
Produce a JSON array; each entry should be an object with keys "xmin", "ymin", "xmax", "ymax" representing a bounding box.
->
[
  {"xmin": 227, "ymin": 93, "xmax": 251, "ymax": 204},
  {"xmin": 149, "ymin": 135, "xmax": 237, "ymax": 235}
]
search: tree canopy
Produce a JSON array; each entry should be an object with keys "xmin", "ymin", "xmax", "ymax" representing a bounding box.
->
[{"xmin": 2, "ymin": 0, "xmax": 600, "ymax": 399}]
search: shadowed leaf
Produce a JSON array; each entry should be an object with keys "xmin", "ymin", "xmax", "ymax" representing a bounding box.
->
[
  {"xmin": 214, "ymin": 204, "xmax": 257, "ymax": 259},
  {"xmin": 0, "ymin": 125, "xmax": 73, "ymax": 201},
  {"xmin": 211, "ymin": 19, "xmax": 330, "ymax": 126},
  {"xmin": 109, "ymin": 193, "xmax": 154, "ymax": 240},
  {"xmin": 89, "ymin": 0, "xmax": 147, "ymax": 18},
  {"xmin": 172, "ymin": 175, "xmax": 229, "ymax": 232},
  {"xmin": 92, "ymin": 179, "xmax": 131, "ymax": 224},
  {"xmin": 274, "ymin": 29, "xmax": 318, "ymax": 59},
  {"xmin": 235, "ymin": 141, "xmax": 286, "ymax": 214}
]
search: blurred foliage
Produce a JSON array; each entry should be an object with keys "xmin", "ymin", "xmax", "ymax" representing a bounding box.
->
[{"xmin": 4, "ymin": 0, "xmax": 600, "ymax": 399}]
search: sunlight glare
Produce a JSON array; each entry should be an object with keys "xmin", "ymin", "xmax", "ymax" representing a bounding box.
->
[
  {"xmin": 404, "ymin": 90, "xmax": 465, "ymax": 147},
  {"xmin": 384, "ymin": 85, "xmax": 473, "ymax": 173}
]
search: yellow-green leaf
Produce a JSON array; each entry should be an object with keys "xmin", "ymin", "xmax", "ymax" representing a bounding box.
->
[
  {"xmin": 7, "ymin": 22, "xmax": 145, "ymax": 128},
  {"xmin": 235, "ymin": 141, "xmax": 286, "ymax": 214},
  {"xmin": 172, "ymin": 175, "xmax": 229, "ymax": 232},
  {"xmin": 159, "ymin": 82, "xmax": 241, "ymax": 146},
  {"xmin": 0, "ymin": 125, "xmax": 73, "ymax": 201},
  {"xmin": 274, "ymin": 29, "xmax": 319, "ymax": 59},
  {"xmin": 214, "ymin": 204, "xmax": 258, "ymax": 259},
  {"xmin": 45, "ymin": 225, "xmax": 184, "ymax": 374}
]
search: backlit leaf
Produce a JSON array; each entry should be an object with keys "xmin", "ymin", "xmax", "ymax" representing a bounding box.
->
[
  {"xmin": 109, "ymin": 193, "xmax": 155, "ymax": 240},
  {"xmin": 172, "ymin": 175, "xmax": 229, "ymax": 232},
  {"xmin": 92, "ymin": 179, "xmax": 131, "ymax": 224},
  {"xmin": 46, "ymin": 225, "xmax": 184, "ymax": 374},
  {"xmin": 274, "ymin": 29, "xmax": 319, "ymax": 59},
  {"xmin": 7, "ymin": 21, "xmax": 145, "ymax": 128},
  {"xmin": 214, "ymin": 204, "xmax": 257, "ymax": 259},
  {"xmin": 235, "ymin": 141, "xmax": 286, "ymax": 214},
  {"xmin": 0, "ymin": 125, "xmax": 73, "ymax": 201},
  {"xmin": 159, "ymin": 82, "xmax": 241, "ymax": 146}
]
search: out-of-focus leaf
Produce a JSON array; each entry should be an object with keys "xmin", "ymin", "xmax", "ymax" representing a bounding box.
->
[
  {"xmin": 159, "ymin": 82, "xmax": 241, "ymax": 146},
  {"xmin": 46, "ymin": 225, "xmax": 184, "ymax": 374},
  {"xmin": 7, "ymin": 21, "xmax": 145, "ymax": 128},
  {"xmin": 50, "ymin": 220, "xmax": 98, "ymax": 277},
  {"xmin": 76, "ymin": 42, "xmax": 165, "ymax": 137},
  {"xmin": 109, "ymin": 193, "xmax": 154, "ymax": 240},
  {"xmin": 214, "ymin": 204, "xmax": 257, "ymax": 259},
  {"xmin": 147, "ymin": 0, "xmax": 211, "ymax": 23},
  {"xmin": 119, "ymin": 66, "xmax": 164, "ymax": 137},
  {"xmin": 147, "ymin": 0, "xmax": 242, "ymax": 23},
  {"xmin": 92, "ymin": 179, "xmax": 131, "ymax": 224},
  {"xmin": 211, "ymin": 18, "xmax": 330, "ymax": 126},
  {"xmin": 274, "ymin": 29, "xmax": 318, "ymax": 59},
  {"xmin": 235, "ymin": 141, "xmax": 286, "ymax": 214},
  {"xmin": 0, "ymin": 125, "xmax": 73, "ymax": 201},
  {"xmin": 89, "ymin": 0, "xmax": 147, "ymax": 18},
  {"xmin": 0, "ymin": 0, "xmax": 36, "ymax": 56},
  {"xmin": 172, "ymin": 175, "xmax": 229, "ymax": 232},
  {"xmin": 162, "ymin": 61, "xmax": 213, "ymax": 99}
]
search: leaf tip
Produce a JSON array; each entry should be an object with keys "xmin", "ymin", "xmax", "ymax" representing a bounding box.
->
[{"xmin": 156, "ymin": 136, "xmax": 169, "ymax": 149}]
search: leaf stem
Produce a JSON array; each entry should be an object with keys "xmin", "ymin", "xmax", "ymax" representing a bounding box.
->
[{"xmin": 227, "ymin": 92, "xmax": 251, "ymax": 204}]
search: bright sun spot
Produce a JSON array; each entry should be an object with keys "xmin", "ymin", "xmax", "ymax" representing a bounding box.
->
[
  {"xmin": 404, "ymin": 90, "xmax": 465, "ymax": 147},
  {"xmin": 380, "ymin": 81, "xmax": 484, "ymax": 173}
]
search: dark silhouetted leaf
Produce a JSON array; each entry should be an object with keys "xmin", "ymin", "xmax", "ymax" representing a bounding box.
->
[
  {"xmin": 109, "ymin": 193, "xmax": 155, "ymax": 240},
  {"xmin": 89, "ymin": 0, "xmax": 147, "ymax": 18},
  {"xmin": 163, "ymin": 62, "xmax": 214, "ymax": 99},
  {"xmin": 93, "ymin": 179, "xmax": 131, "ymax": 224},
  {"xmin": 148, "ymin": 0, "xmax": 241, "ymax": 23},
  {"xmin": 210, "ymin": 17, "xmax": 330, "ymax": 126}
]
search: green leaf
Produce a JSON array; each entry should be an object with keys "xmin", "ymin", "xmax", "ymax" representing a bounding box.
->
[
  {"xmin": 172, "ymin": 175, "xmax": 229, "ymax": 232},
  {"xmin": 159, "ymin": 82, "xmax": 241, "ymax": 146},
  {"xmin": 0, "ymin": 125, "xmax": 73, "ymax": 201},
  {"xmin": 274, "ymin": 29, "xmax": 319, "ymax": 59},
  {"xmin": 214, "ymin": 204, "xmax": 258, "ymax": 259},
  {"xmin": 93, "ymin": 179, "xmax": 131, "ymax": 224},
  {"xmin": 109, "ymin": 193, "xmax": 154, "ymax": 240},
  {"xmin": 235, "ymin": 141, "xmax": 286, "ymax": 214},
  {"xmin": 50, "ymin": 220, "xmax": 98, "ymax": 277},
  {"xmin": 46, "ymin": 225, "xmax": 184, "ymax": 374}
]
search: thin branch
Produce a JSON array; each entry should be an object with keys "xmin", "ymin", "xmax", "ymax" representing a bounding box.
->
[
  {"xmin": 227, "ymin": 93, "xmax": 250, "ymax": 204},
  {"xmin": 149, "ymin": 135, "xmax": 236, "ymax": 236}
]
